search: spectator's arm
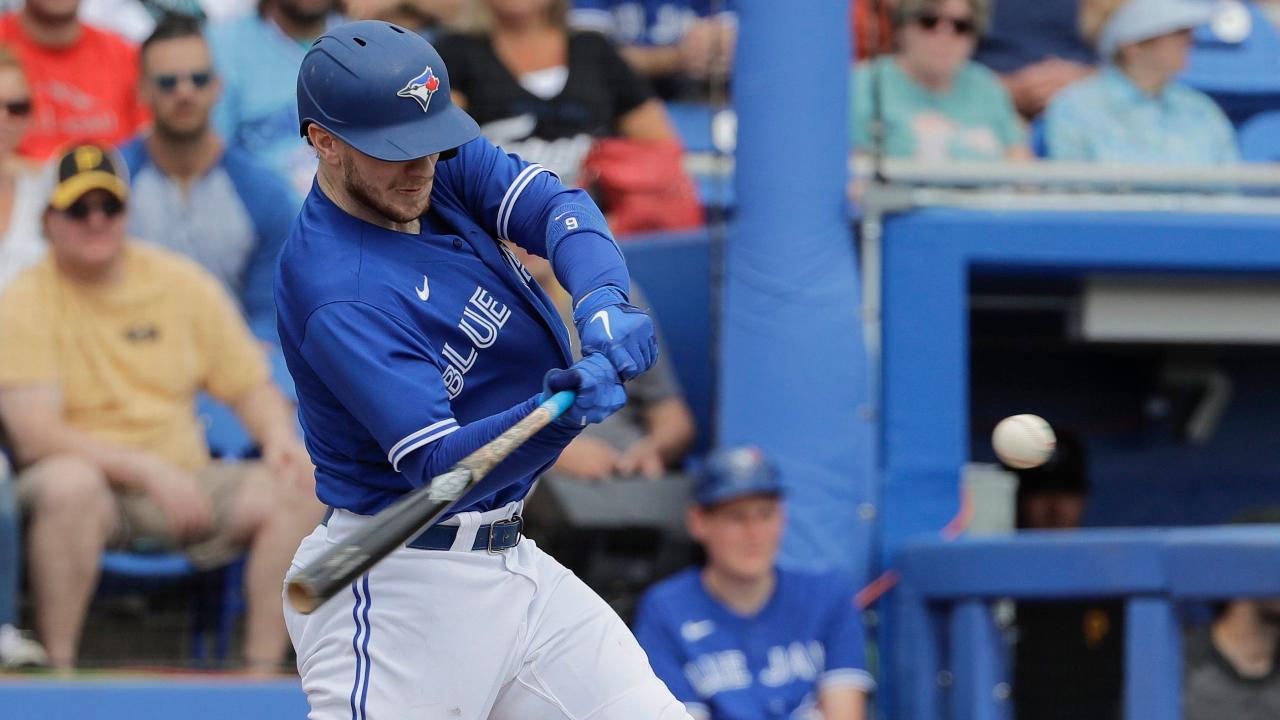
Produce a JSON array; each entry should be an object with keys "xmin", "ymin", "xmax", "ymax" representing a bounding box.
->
[
  {"xmin": 617, "ymin": 98, "xmax": 677, "ymax": 141},
  {"xmin": 226, "ymin": 381, "xmax": 298, "ymax": 452},
  {"xmin": 642, "ymin": 397, "xmax": 695, "ymax": 465},
  {"xmin": 0, "ymin": 384, "xmax": 168, "ymax": 491},
  {"xmin": 238, "ymin": 170, "xmax": 300, "ymax": 341},
  {"xmin": 818, "ymin": 687, "xmax": 867, "ymax": 720},
  {"xmin": 226, "ymin": 381, "xmax": 313, "ymax": 490},
  {"xmin": 620, "ymin": 44, "xmax": 685, "ymax": 78}
]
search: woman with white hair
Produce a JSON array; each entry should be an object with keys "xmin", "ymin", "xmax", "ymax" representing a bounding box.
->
[
  {"xmin": 851, "ymin": 0, "xmax": 1029, "ymax": 162},
  {"xmin": 1044, "ymin": 0, "xmax": 1238, "ymax": 163}
]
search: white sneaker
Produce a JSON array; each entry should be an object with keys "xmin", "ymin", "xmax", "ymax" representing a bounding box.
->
[{"xmin": 0, "ymin": 623, "xmax": 48, "ymax": 668}]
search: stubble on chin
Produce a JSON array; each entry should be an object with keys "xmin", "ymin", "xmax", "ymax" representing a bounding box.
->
[{"xmin": 340, "ymin": 157, "xmax": 430, "ymax": 224}]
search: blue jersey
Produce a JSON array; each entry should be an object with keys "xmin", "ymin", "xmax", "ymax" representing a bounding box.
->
[
  {"xmin": 570, "ymin": 0, "xmax": 735, "ymax": 47},
  {"xmin": 633, "ymin": 567, "xmax": 875, "ymax": 719},
  {"xmin": 276, "ymin": 137, "xmax": 622, "ymax": 516}
]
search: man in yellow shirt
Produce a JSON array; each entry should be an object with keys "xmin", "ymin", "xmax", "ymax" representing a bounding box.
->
[{"xmin": 0, "ymin": 142, "xmax": 320, "ymax": 671}]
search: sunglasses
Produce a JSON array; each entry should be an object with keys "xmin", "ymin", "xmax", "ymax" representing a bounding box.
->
[
  {"xmin": 0, "ymin": 99, "xmax": 30, "ymax": 117},
  {"xmin": 915, "ymin": 13, "xmax": 977, "ymax": 36},
  {"xmin": 151, "ymin": 70, "xmax": 214, "ymax": 93},
  {"xmin": 64, "ymin": 195, "xmax": 125, "ymax": 221}
]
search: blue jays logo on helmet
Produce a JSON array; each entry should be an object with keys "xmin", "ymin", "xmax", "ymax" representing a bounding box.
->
[{"xmin": 397, "ymin": 65, "xmax": 442, "ymax": 112}]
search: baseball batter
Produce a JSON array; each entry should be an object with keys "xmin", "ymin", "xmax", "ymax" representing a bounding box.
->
[{"xmin": 276, "ymin": 21, "xmax": 689, "ymax": 720}]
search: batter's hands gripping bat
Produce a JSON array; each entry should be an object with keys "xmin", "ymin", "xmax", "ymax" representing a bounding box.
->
[{"xmin": 286, "ymin": 390, "xmax": 577, "ymax": 614}]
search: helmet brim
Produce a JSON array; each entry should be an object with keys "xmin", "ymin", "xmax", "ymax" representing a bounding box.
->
[{"xmin": 315, "ymin": 103, "xmax": 481, "ymax": 162}]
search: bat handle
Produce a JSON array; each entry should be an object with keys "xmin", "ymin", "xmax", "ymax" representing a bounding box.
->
[{"xmin": 541, "ymin": 390, "xmax": 576, "ymax": 420}]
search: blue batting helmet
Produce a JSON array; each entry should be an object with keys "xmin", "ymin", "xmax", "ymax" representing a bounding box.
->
[
  {"xmin": 694, "ymin": 447, "xmax": 783, "ymax": 507},
  {"xmin": 296, "ymin": 20, "xmax": 479, "ymax": 161}
]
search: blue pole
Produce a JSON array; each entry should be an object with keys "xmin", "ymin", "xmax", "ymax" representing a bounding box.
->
[{"xmin": 722, "ymin": 2, "xmax": 873, "ymax": 582}]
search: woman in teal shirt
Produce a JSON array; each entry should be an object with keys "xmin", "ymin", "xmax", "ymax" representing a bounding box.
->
[{"xmin": 851, "ymin": 0, "xmax": 1029, "ymax": 162}]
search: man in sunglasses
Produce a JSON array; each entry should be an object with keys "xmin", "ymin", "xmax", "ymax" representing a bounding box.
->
[
  {"xmin": 121, "ymin": 14, "xmax": 300, "ymax": 393},
  {"xmin": 0, "ymin": 141, "xmax": 323, "ymax": 671}
]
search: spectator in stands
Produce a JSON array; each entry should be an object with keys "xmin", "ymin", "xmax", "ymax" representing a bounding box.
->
[
  {"xmin": 0, "ymin": 46, "xmax": 51, "ymax": 668},
  {"xmin": 851, "ymin": 0, "xmax": 1030, "ymax": 162},
  {"xmin": 633, "ymin": 447, "xmax": 874, "ymax": 720},
  {"xmin": 121, "ymin": 16, "xmax": 298, "ymax": 350},
  {"xmin": 1011, "ymin": 431, "xmax": 1124, "ymax": 720},
  {"xmin": 210, "ymin": 0, "xmax": 343, "ymax": 195},
  {"xmin": 0, "ymin": 142, "xmax": 321, "ymax": 671},
  {"xmin": 568, "ymin": 0, "xmax": 735, "ymax": 100},
  {"xmin": 0, "ymin": 456, "xmax": 47, "ymax": 667},
  {"xmin": 435, "ymin": 0, "xmax": 677, "ymax": 184},
  {"xmin": 1044, "ymin": 0, "xmax": 1238, "ymax": 164},
  {"xmin": 0, "ymin": 47, "xmax": 47, "ymax": 292},
  {"xmin": 344, "ymin": 0, "xmax": 463, "ymax": 39},
  {"xmin": 974, "ymin": 0, "xmax": 1095, "ymax": 118},
  {"xmin": 0, "ymin": 0, "xmax": 148, "ymax": 161},
  {"xmin": 1184, "ymin": 508, "xmax": 1280, "ymax": 720}
]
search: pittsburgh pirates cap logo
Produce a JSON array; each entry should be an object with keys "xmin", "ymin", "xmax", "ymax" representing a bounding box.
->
[
  {"xmin": 397, "ymin": 65, "xmax": 441, "ymax": 112},
  {"xmin": 74, "ymin": 144, "xmax": 105, "ymax": 172}
]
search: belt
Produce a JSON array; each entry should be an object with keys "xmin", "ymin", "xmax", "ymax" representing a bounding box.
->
[{"xmin": 321, "ymin": 507, "xmax": 523, "ymax": 553}]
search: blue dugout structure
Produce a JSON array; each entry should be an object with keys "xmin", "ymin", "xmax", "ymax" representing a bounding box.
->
[{"xmin": 896, "ymin": 526, "xmax": 1280, "ymax": 720}]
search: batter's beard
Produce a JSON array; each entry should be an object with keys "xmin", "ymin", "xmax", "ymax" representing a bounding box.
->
[{"xmin": 341, "ymin": 157, "xmax": 429, "ymax": 225}]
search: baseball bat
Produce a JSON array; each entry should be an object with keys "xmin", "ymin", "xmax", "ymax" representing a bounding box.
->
[{"xmin": 286, "ymin": 390, "xmax": 577, "ymax": 614}]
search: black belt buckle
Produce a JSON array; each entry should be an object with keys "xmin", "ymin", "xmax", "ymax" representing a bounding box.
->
[{"xmin": 486, "ymin": 515, "xmax": 523, "ymax": 553}]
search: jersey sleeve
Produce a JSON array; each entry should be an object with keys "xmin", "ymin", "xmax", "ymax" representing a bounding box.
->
[
  {"xmin": 235, "ymin": 165, "xmax": 302, "ymax": 342},
  {"xmin": 631, "ymin": 591, "xmax": 704, "ymax": 710},
  {"xmin": 818, "ymin": 577, "xmax": 876, "ymax": 692},
  {"xmin": 299, "ymin": 301, "xmax": 580, "ymax": 499},
  {"xmin": 436, "ymin": 137, "xmax": 630, "ymax": 300}
]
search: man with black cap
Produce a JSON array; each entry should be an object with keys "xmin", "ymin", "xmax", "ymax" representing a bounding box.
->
[
  {"xmin": 632, "ymin": 447, "xmax": 874, "ymax": 720},
  {"xmin": 0, "ymin": 141, "xmax": 320, "ymax": 671}
]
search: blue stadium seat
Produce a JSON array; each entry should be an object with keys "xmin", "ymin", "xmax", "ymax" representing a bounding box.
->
[
  {"xmin": 1236, "ymin": 109, "xmax": 1280, "ymax": 161},
  {"xmin": 97, "ymin": 552, "xmax": 246, "ymax": 664},
  {"xmin": 1182, "ymin": 1, "xmax": 1280, "ymax": 124},
  {"xmin": 620, "ymin": 228, "xmax": 716, "ymax": 453},
  {"xmin": 94, "ymin": 396, "xmax": 256, "ymax": 664}
]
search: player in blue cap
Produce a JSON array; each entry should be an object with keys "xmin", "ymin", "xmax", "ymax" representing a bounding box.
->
[
  {"xmin": 277, "ymin": 20, "xmax": 686, "ymax": 719},
  {"xmin": 633, "ymin": 447, "xmax": 875, "ymax": 719}
]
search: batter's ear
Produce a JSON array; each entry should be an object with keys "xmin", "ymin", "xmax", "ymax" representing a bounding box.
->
[{"xmin": 307, "ymin": 124, "xmax": 341, "ymax": 166}]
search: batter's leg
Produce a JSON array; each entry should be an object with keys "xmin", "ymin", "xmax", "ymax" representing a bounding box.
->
[{"xmin": 489, "ymin": 545, "xmax": 694, "ymax": 720}]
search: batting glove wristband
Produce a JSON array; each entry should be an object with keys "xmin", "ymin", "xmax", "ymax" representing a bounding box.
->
[
  {"xmin": 541, "ymin": 353, "xmax": 627, "ymax": 427},
  {"xmin": 573, "ymin": 286, "xmax": 658, "ymax": 381}
]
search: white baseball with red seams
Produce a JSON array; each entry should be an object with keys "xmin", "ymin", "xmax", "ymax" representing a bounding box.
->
[{"xmin": 991, "ymin": 415, "xmax": 1057, "ymax": 470}]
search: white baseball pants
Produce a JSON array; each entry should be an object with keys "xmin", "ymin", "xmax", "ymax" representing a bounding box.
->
[{"xmin": 284, "ymin": 503, "xmax": 694, "ymax": 720}]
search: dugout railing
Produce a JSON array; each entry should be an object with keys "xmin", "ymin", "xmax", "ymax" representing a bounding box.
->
[
  {"xmin": 857, "ymin": 166, "xmax": 1280, "ymax": 719},
  {"xmin": 893, "ymin": 526, "xmax": 1280, "ymax": 720}
]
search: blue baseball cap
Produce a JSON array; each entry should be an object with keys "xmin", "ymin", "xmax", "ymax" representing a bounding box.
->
[
  {"xmin": 694, "ymin": 447, "xmax": 783, "ymax": 507},
  {"xmin": 297, "ymin": 20, "xmax": 479, "ymax": 161}
]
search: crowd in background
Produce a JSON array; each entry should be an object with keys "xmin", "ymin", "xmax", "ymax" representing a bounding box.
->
[{"xmin": 0, "ymin": 0, "xmax": 1276, "ymax": 718}]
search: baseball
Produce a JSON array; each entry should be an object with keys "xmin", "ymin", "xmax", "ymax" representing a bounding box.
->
[{"xmin": 992, "ymin": 414, "xmax": 1057, "ymax": 469}]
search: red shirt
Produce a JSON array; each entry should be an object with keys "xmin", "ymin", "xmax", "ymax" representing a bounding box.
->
[{"xmin": 0, "ymin": 14, "xmax": 149, "ymax": 161}]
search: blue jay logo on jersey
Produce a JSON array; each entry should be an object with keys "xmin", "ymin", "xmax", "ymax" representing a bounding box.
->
[{"xmin": 397, "ymin": 66, "xmax": 441, "ymax": 112}]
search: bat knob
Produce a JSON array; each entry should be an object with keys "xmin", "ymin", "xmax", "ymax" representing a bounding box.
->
[{"xmin": 287, "ymin": 578, "xmax": 323, "ymax": 614}]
